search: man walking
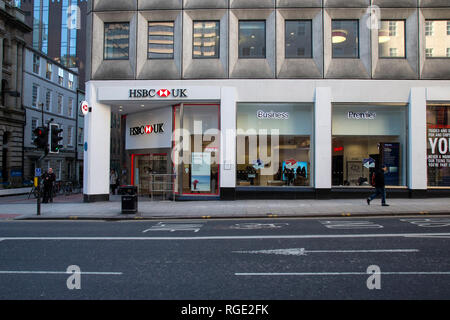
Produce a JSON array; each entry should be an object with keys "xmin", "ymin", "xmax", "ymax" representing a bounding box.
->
[
  {"xmin": 367, "ymin": 164, "xmax": 389, "ymax": 206},
  {"xmin": 42, "ymin": 168, "xmax": 56, "ymax": 203}
]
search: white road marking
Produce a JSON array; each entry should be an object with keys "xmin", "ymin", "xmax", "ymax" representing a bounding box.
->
[
  {"xmin": 404, "ymin": 235, "xmax": 450, "ymax": 239},
  {"xmin": 0, "ymin": 271, "xmax": 122, "ymax": 275},
  {"xmin": 143, "ymin": 222, "xmax": 205, "ymax": 233},
  {"xmin": 400, "ymin": 218, "xmax": 450, "ymax": 228},
  {"xmin": 231, "ymin": 223, "xmax": 289, "ymax": 230},
  {"xmin": 0, "ymin": 232, "xmax": 449, "ymax": 241},
  {"xmin": 233, "ymin": 248, "xmax": 419, "ymax": 256},
  {"xmin": 320, "ymin": 220, "xmax": 384, "ymax": 229},
  {"xmin": 235, "ymin": 272, "xmax": 450, "ymax": 276}
]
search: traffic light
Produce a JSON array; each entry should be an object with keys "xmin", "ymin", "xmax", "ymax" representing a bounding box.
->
[
  {"xmin": 32, "ymin": 127, "xmax": 48, "ymax": 150},
  {"xmin": 50, "ymin": 124, "xmax": 63, "ymax": 153}
]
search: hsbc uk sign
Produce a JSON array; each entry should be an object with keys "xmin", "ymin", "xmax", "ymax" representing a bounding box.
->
[
  {"xmin": 130, "ymin": 123, "xmax": 165, "ymax": 136},
  {"xmin": 129, "ymin": 88, "xmax": 187, "ymax": 99}
]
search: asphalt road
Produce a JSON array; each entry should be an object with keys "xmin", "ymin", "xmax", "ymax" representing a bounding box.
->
[{"xmin": 0, "ymin": 216, "xmax": 449, "ymax": 300}]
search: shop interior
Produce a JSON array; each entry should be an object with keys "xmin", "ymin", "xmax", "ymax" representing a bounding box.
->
[{"xmin": 236, "ymin": 135, "xmax": 311, "ymax": 187}]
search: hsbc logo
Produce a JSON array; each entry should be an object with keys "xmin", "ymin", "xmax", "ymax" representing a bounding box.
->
[
  {"xmin": 129, "ymin": 89, "xmax": 187, "ymax": 99},
  {"xmin": 157, "ymin": 89, "xmax": 170, "ymax": 97},
  {"xmin": 130, "ymin": 123, "xmax": 165, "ymax": 136}
]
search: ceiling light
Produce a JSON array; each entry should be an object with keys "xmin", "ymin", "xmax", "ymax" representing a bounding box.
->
[
  {"xmin": 378, "ymin": 30, "xmax": 390, "ymax": 43},
  {"xmin": 332, "ymin": 29, "xmax": 348, "ymax": 44}
]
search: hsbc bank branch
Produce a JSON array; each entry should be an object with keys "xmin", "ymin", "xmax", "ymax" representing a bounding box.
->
[{"xmin": 83, "ymin": 79, "xmax": 450, "ymax": 202}]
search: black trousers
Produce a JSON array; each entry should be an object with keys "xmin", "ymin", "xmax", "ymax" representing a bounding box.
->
[{"xmin": 43, "ymin": 186, "xmax": 53, "ymax": 203}]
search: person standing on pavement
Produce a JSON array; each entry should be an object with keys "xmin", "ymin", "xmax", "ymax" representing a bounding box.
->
[
  {"xmin": 42, "ymin": 168, "xmax": 56, "ymax": 203},
  {"xmin": 110, "ymin": 169, "xmax": 118, "ymax": 195},
  {"xmin": 367, "ymin": 164, "xmax": 389, "ymax": 206}
]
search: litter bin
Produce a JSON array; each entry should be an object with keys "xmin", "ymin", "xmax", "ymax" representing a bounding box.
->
[{"xmin": 119, "ymin": 185, "xmax": 138, "ymax": 214}]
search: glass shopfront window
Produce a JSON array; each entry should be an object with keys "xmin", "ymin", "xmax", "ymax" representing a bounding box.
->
[
  {"xmin": 236, "ymin": 104, "xmax": 312, "ymax": 187},
  {"xmin": 332, "ymin": 105, "xmax": 407, "ymax": 187},
  {"xmin": 173, "ymin": 104, "xmax": 220, "ymax": 195},
  {"xmin": 427, "ymin": 105, "xmax": 450, "ymax": 187}
]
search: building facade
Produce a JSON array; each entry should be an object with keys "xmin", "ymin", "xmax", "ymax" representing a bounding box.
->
[
  {"xmin": 21, "ymin": 0, "xmax": 88, "ymax": 90},
  {"xmin": 84, "ymin": 0, "xmax": 450, "ymax": 202},
  {"xmin": 0, "ymin": 0, "xmax": 31, "ymax": 187},
  {"xmin": 23, "ymin": 46, "xmax": 78, "ymax": 183}
]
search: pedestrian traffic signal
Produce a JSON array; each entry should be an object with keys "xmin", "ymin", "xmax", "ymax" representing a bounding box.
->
[
  {"xmin": 50, "ymin": 124, "xmax": 63, "ymax": 153},
  {"xmin": 32, "ymin": 127, "xmax": 48, "ymax": 150}
]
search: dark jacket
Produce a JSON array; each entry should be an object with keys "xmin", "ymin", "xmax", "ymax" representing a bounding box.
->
[
  {"xmin": 42, "ymin": 172, "xmax": 56, "ymax": 188},
  {"xmin": 374, "ymin": 168, "xmax": 385, "ymax": 188}
]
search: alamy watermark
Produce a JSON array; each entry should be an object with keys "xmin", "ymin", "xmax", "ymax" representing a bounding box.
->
[
  {"xmin": 366, "ymin": 265, "xmax": 381, "ymax": 290},
  {"xmin": 66, "ymin": 265, "xmax": 81, "ymax": 290}
]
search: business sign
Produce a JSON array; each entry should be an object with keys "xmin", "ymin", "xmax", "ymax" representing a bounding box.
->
[
  {"xmin": 128, "ymin": 89, "xmax": 187, "ymax": 99},
  {"xmin": 125, "ymin": 108, "xmax": 172, "ymax": 150},
  {"xmin": 347, "ymin": 111, "xmax": 376, "ymax": 120},
  {"xmin": 257, "ymin": 110, "xmax": 290, "ymax": 120}
]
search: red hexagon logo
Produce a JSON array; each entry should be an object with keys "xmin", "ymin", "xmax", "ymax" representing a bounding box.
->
[
  {"xmin": 157, "ymin": 89, "xmax": 170, "ymax": 97},
  {"xmin": 145, "ymin": 125, "xmax": 154, "ymax": 134}
]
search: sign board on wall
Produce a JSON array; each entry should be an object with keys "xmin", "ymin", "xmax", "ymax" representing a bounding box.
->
[
  {"xmin": 381, "ymin": 142, "xmax": 400, "ymax": 186},
  {"xmin": 191, "ymin": 152, "xmax": 211, "ymax": 192},
  {"xmin": 125, "ymin": 107, "xmax": 172, "ymax": 150},
  {"xmin": 427, "ymin": 126, "xmax": 450, "ymax": 169}
]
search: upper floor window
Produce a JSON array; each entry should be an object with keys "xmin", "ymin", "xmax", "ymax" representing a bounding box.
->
[
  {"xmin": 425, "ymin": 20, "xmax": 450, "ymax": 58},
  {"xmin": 33, "ymin": 54, "xmax": 40, "ymax": 74},
  {"xmin": 68, "ymin": 73, "xmax": 74, "ymax": 90},
  {"xmin": 32, "ymin": 84, "xmax": 39, "ymax": 108},
  {"xmin": 68, "ymin": 97, "xmax": 74, "ymax": 117},
  {"xmin": 332, "ymin": 20, "xmax": 359, "ymax": 58},
  {"xmin": 425, "ymin": 21, "xmax": 434, "ymax": 36},
  {"xmin": 104, "ymin": 22, "xmax": 130, "ymax": 60},
  {"xmin": 239, "ymin": 21, "xmax": 266, "ymax": 58},
  {"xmin": 389, "ymin": 21, "xmax": 397, "ymax": 36},
  {"xmin": 285, "ymin": 20, "xmax": 312, "ymax": 59},
  {"xmin": 57, "ymin": 94, "xmax": 63, "ymax": 114},
  {"xmin": 45, "ymin": 90, "xmax": 51, "ymax": 111},
  {"xmin": 447, "ymin": 21, "xmax": 450, "ymax": 35},
  {"xmin": 58, "ymin": 68, "xmax": 64, "ymax": 86},
  {"xmin": 31, "ymin": 118, "xmax": 38, "ymax": 138},
  {"xmin": 148, "ymin": 21, "xmax": 174, "ymax": 59},
  {"xmin": 193, "ymin": 21, "xmax": 220, "ymax": 58},
  {"xmin": 78, "ymin": 127, "xmax": 83, "ymax": 144},
  {"xmin": 379, "ymin": 20, "xmax": 405, "ymax": 58},
  {"xmin": 426, "ymin": 48, "xmax": 434, "ymax": 57},
  {"xmin": 46, "ymin": 62, "xmax": 52, "ymax": 80},
  {"xmin": 67, "ymin": 126, "xmax": 74, "ymax": 147}
]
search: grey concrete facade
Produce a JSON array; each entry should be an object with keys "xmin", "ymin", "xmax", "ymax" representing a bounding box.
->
[{"xmin": 87, "ymin": 0, "xmax": 450, "ymax": 81}]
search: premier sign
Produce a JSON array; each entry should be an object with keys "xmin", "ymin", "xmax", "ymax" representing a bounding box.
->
[
  {"xmin": 347, "ymin": 111, "xmax": 376, "ymax": 120},
  {"xmin": 129, "ymin": 89, "xmax": 187, "ymax": 99},
  {"xmin": 129, "ymin": 123, "xmax": 164, "ymax": 136}
]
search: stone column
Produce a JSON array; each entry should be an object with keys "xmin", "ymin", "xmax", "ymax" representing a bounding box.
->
[
  {"xmin": 408, "ymin": 87, "xmax": 427, "ymax": 195},
  {"xmin": 220, "ymin": 86, "xmax": 237, "ymax": 200},
  {"xmin": 314, "ymin": 87, "xmax": 332, "ymax": 198},
  {"xmin": 83, "ymin": 81, "xmax": 111, "ymax": 202}
]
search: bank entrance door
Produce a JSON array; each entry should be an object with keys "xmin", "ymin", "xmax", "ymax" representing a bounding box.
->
[{"xmin": 132, "ymin": 153, "xmax": 171, "ymax": 196}]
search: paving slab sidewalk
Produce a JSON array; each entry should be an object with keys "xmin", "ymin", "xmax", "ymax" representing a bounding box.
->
[{"xmin": 0, "ymin": 197, "xmax": 449, "ymax": 220}]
